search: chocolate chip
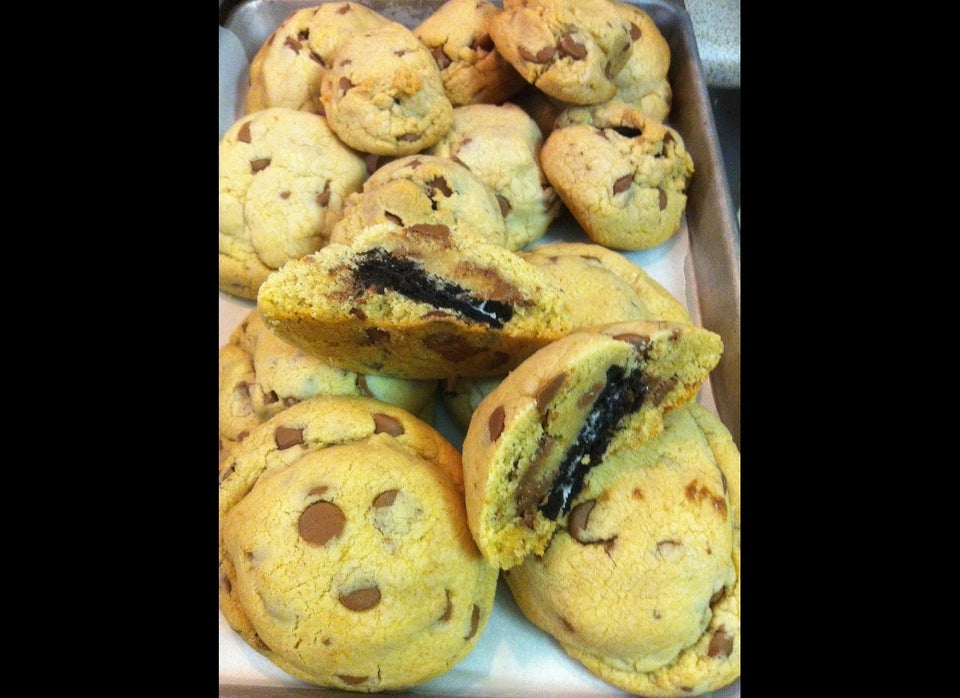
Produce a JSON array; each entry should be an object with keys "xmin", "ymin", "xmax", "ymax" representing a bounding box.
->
[
  {"xmin": 431, "ymin": 46, "xmax": 452, "ymax": 69},
  {"xmin": 365, "ymin": 327, "xmax": 390, "ymax": 345},
  {"xmin": 488, "ymin": 405, "xmax": 505, "ymax": 441},
  {"xmin": 557, "ymin": 33, "xmax": 587, "ymax": 60},
  {"xmin": 659, "ymin": 189, "xmax": 668, "ymax": 210},
  {"xmin": 336, "ymin": 675, "xmax": 368, "ymax": 685},
  {"xmin": 568, "ymin": 500, "xmax": 596, "ymax": 543},
  {"xmin": 613, "ymin": 174, "xmax": 633, "ymax": 194},
  {"xmin": 250, "ymin": 158, "xmax": 271, "ymax": 173},
  {"xmin": 274, "ymin": 425, "xmax": 303, "ymax": 449},
  {"xmin": 576, "ymin": 381, "xmax": 604, "ymax": 408},
  {"xmin": 384, "ymin": 211, "xmax": 404, "ymax": 226},
  {"xmin": 629, "ymin": 22, "xmax": 641, "ymax": 41},
  {"xmin": 423, "ymin": 332, "xmax": 485, "ymax": 361},
  {"xmin": 439, "ymin": 590, "xmax": 453, "ymax": 621},
  {"xmin": 536, "ymin": 373, "xmax": 566, "ymax": 414},
  {"xmin": 336, "ymin": 3, "xmax": 351, "ymax": 14},
  {"xmin": 400, "ymin": 133, "xmax": 420, "ymax": 142},
  {"xmin": 237, "ymin": 121, "xmax": 252, "ymax": 143},
  {"xmin": 299, "ymin": 501, "xmax": 345, "ymax": 545},
  {"xmin": 373, "ymin": 413, "xmax": 404, "ymax": 436},
  {"xmin": 496, "ymin": 194, "xmax": 511, "ymax": 217},
  {"xmin": 297, "ymin": 29, "xmax": 309, "ymax": 41},
  {"xmin": 280, "ymin": 190, "xmax": 290, "ymax": 199},
  {"xmin": 373, "ymin": 489, "xmax": 399, "ymax": 508},
  {"xmin": 365, "ymin": 153, "xmax": 381, "ymax": 174},
  {"xmin": 519, "ymin": 45, "xmax": 555, "ymax": 63},
  {"xmin": 284, "ymin": 36, "xmax": 301, "ymax": 52},
  {"xmin": 316, "ymin": 184, "xmax": 331, "ymax": 206},
  {"xmin": 339, "ymin": 585, "xmax": 381, "ymax": 611},
  {"xmin": 264, "ymin": 390, "xmax": 279, "ymax": 404},
  {"xmin": 339, "ymin": 76, "xmax": 353, "ymax": 94},
  {"xmin": 465, "ymin": 604, "xmax": 480, "ymax": 639},
  {"xmin": 427, "ymin": 176, "xmax": 452, "ymax": 197},
  {"xmin": 708, "ymin": 627, "xmax": 733, "ymax": 658},
  {"xmin": 309, "ymin": 50, "xmax": 325, "ymax": 66}
]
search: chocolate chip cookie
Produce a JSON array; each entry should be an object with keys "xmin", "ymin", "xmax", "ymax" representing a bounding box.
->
[
  {"xmin": 427, "ymin": 103, "xmax": 561, "ymax": 251},
  {"xmin": 413, "ymin": 0, "xmax": 527, "ymax": 106},
  {"xmin": 504, "ymin": 402, "xmax": 740, "ymax": 696},
  {"xmin": 460, "ymin": 319, "xmax": 722, "ymax": 570},
  {"xmin": 542, "ymin": 102, "xmax": 694, "ymax": 250},
  {"xmin": 319, "ymin": 21, "xmax": 454, "ymax": 155},
  {"xmin": 329, "ymin": 154, "xmax": 508, "ymax": 249},
  {"xmin": 257, "ymin": 222, "xmax": 572, "ymax": 379},
  {"xmin": 488, "ymin": 0, "xmax": 634, "ymax": 105},
  {"xmin": 219, "ymin": 107, "xmax": 368, "ymax": 299},
  {"xmin": 440, "ymin": 241, "xmax": 692, "ymax": 432},
  {"xmin": 219, "ymin": 308, "xmax": 438, "ymax": 466},
  {"xmin": 220, "ymin": 395, "xmax": 498, "ymax": 691}
]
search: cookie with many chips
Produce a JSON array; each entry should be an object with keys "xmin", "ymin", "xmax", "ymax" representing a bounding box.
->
[
  {"xmin": 488, "ymin": 0, "xmax": 633, "ymax": 105},
  {"xmin": 543, "ymin": 103, "xmax": 694, "ymax": 251},
  {"xmin": 219, "ymin": 107, "xmax": 368, "ymax": 299},
  {"xmin": 413, "ymin": 0, "xmax": 527, "ymax": 106},
  {"xmin": 319, "ymin": 22, "xmax": 454, "ymax": 156}
]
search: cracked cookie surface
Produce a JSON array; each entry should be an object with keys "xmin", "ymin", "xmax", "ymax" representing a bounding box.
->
[{"xmin": 219, "ymin": 107, "xmax": 368, "ymax": 299}]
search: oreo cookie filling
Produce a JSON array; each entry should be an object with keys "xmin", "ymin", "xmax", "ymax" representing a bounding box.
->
[
  {"xmin": 538, "ymin": 364, "xmax": 648, "ymax": 520},
  {"xmin": 353, "ymin": 248, "xmax": 514, "ymax": 328}
]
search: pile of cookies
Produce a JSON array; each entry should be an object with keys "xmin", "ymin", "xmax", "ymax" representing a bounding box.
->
[{"xmin": 219, "ymin": 1, "xmax": 739, "ymax": 695}]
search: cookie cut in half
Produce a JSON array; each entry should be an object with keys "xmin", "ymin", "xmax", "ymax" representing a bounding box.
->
[
  {"xmin": 219, "ymin": 395, "xmax": 498, "ymax": 692},
  {"xmin": 461, "ymin": 319, "xmax": 722, "ymax": 570},
  {"xmin": 504, "ymin": 402, "xmax": 740, "ymax": 696},
  {"xmin": 257, "ymin": 222, "xmax": 572, "ymax": 379}
]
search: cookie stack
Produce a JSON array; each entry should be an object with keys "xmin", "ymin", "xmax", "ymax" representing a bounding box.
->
[{"xmin": 218, "ymin": 1, "xmax": 738, "ymax": 695}]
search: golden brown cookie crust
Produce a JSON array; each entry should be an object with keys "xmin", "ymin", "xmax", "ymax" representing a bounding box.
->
[
  {"xmin": 461, "ymin": 319, "xmax": 722, "ymax": 570},
  {"xmin": 219, "ymin": 395, "xmax": 497, "ymax": 691}
]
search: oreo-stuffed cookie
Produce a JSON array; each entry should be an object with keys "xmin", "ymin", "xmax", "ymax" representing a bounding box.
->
[
  {"xmin": 441, "ymin": 241, "xmax": 692, "ymax": 432},
  {"xmin": 504, "ymin": 402, "xmax": 740, "ymax": 696},
  {"xmin": 219, "ymin": 395, "xmax": 498, "ymax": 692},
  {"xmin": 219, "ymin": 308, "xmax": 438, "ymax": 466},
  {"xmin": 219, "ymin": 107, "xmax": 368, "ymax": 299},
  {"xmin": 256, "ymin": 222, "xmax": 572, "ymax": 379},
  {"xmin": 460, "ymin": 319, "xmax": 722, "ymax": 570}
]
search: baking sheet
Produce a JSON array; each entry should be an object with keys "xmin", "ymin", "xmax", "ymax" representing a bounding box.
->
[{"xmin": 219, "ymin": 1, "xmax": 741, "ymax": 694}]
